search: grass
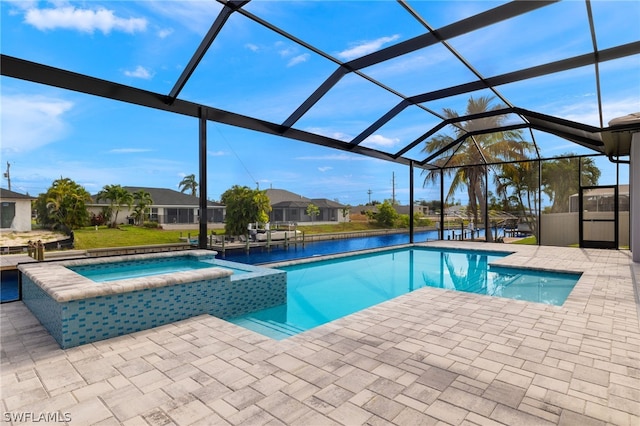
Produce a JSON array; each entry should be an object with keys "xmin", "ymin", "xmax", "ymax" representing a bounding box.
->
[
  {"xmin": 511, "ymin": 236, "xmax": 537, "ymax": 245},
  {"xmin": 73, "ymin": 226, "xmax": 200, "ymax": 250}
]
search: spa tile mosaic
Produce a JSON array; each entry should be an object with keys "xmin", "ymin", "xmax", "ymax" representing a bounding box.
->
[{"xmin": 20, "ymin": 253, "xmax": 286, "ymax": 348}]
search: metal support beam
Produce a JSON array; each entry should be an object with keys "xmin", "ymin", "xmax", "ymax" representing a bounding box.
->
[
  {"xmin": 198, "ymin": 109, "xmax": 208, "ymax": 249},
  {"xmin": 440, "ymin": 170, "xmax": 444, "ymax": 240},
  {"xmin": 538, "ymin": 160, "xmax": 542, "ymax": 245},
  {"xmin": 409, "ymin": 41, "xmax": 640, "ymax": 105},
  {"xmin": 409, "ymin": 161, "xmax": 414, "ymax": 244},
  {"xmin": 485, "ymin": 165, "xmax": 490, "ymax": 242},
  {"xmin": 348, "ymin": 1, "xmax": 556, "ymax": 71},
  {"xmin": 0, "ymin": 55, "xmax": 415, "ymax": 167},
  {"xmin": 168, "ymin": 2, "xmax": 246, "ymax": 102}
]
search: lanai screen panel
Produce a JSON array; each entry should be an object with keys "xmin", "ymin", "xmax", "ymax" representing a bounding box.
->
[{"xmin": 1, "ymin": 0, "xmax": 639, "ymax": 207}]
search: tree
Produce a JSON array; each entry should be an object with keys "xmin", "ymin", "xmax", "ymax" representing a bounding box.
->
[
  {"xmin": 376, "ymin": 200, "xmax": 398, "ymax": 227},
  {"xmin": 34, "ymin": 177, "xmax": 91, "ymax": 232},
  {"xmin": 131, "ymin": 190, "xmax": 153, "ymax": 225},
  {"xmin": 306, "ymin": 203, "xmax": 320, "ymax": 223},
  {"xmin": 497, "ymin": 162, "xmax": 540, "ymax": 238},
  {"xmin": 220, "ymin": 185, "xmax": 271, "ymax": 236},
  {"xmin": 97, "ymin": 184, "xmax": 133, "ymax": 227},
  {"xmin": 421, "ymin": 96, "xmax": 534, "ymax": 240},
  {"xmin": 179, "ymin": 174, "xmax": 198, "ymax": 196},
  {"xmin": 341, "ymin": 204, "xmax": 351, "ymax": 229},
  {"xmin": 542, "ymin": 156, "xmax": 600, "ymax": 212}
]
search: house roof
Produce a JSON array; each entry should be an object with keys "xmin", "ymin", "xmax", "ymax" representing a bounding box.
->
[
  {"xmin": 0, "ymin": 188, "xmax": 35, "ymax": 200},
  {"xmin": 265, "ymin": 189, "xmax": 311, "ymax": 205},
  {"xmin": 90, "ymin": 186, "xmax": 223, "ymax": 207},
  {"xmin": 265, "ymin": 189, "xmax": 344, "ymax": 208},
  {"xmin": 311, "ymin": 198, "xmax": 344, "ymax": 209},
  {"xmin": 572, "ymin": 184, "xmax": 630, "ymax": 197}
]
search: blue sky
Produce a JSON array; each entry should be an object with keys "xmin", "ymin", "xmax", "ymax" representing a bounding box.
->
[{"xmin": 1, "ymin": 0, "xmax": 638, "ymax": 206}]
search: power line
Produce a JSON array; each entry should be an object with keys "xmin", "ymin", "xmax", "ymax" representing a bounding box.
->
[{"xmin": 212, "ymin": 124, "xmax": 258, "ymax": 186}]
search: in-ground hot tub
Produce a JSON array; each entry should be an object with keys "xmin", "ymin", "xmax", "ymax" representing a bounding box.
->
[{"xmin": 19, "ymin": 250, "xmax": 286, "ymax": 348}]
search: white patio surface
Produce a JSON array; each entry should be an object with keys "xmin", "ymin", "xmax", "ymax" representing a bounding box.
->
[{"xmin": 1, "ymin": 241, "xmax": 639, "ymax": 425}]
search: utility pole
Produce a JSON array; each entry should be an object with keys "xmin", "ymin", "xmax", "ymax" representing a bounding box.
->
[
  {"xmin": 3, "ymin": 162, "xmax": 10, "ymax": 190},
  {"xmin": 392, "ymin": 172, "xmax": 396, "ymax": 205},
  {"xmin": 367, "ymin": 189, "xmax": 372, "ymax": 205}
]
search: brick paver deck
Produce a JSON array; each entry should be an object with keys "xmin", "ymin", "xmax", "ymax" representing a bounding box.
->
[{"xmin": 2, "ymin": 242, "xmax": 639, "ymax": 425}]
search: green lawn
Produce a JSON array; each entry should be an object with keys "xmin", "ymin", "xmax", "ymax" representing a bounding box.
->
[
  {"xmin": 73, "ymin": 226, "xmax": 202, "ymax": 250},
  {"xmin": 510, "ymin": 236, "xmax": 537, "ymax": 245}
]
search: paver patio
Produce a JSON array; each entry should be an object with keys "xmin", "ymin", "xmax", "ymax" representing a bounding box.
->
[{"xmin": 1, "ymin": 242, "xmax": 639, "ymax": 425}]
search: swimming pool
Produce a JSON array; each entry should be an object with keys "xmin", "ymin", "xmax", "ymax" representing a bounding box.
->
[{"xmin": 228, "ymin": 246, "xmax": 581, "ymax": 339}]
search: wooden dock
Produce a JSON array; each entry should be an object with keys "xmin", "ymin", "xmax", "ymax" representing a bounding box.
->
[{"xmin": 208, "ymin": 234, "xmax": 305, "ymax": 255}]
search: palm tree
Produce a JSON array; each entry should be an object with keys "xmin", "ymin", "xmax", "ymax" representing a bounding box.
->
[
  {"xmin": 132, "ymin": 189, "xmax": 153, "ymax": 225},
  {"xmin": 542, "ymin": 155, "xmax": 600, "ymax": 212},
  {"xmin": 496, "ymin": 161, "xmax": 540, "ymax": 238},
  {"xmin": 179, "ymin": 174, "xmax": 198, "ymax": 196},
  {"xmin": 97, "ymin": 184, "xmax": 133, "ymax": 227},
  {"xmin": 422, "ymin": 96, "xmax": 534, "ymax": 239}
]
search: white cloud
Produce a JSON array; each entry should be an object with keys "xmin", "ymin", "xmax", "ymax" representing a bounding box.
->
[
  {"xmin": 24, "ymin": 6, "xmax": 147, "ymax": 34},
  {"xmin": 304, "ymin": 127, "xmax": 353, "ymax": 142},
  {"xmin": 208, "ymin": 150, "xmax": 226, "ymax": 156},
  {"xmin": 1, "ymin": 94, "xmax": 73, "ymax": 153},
  {"xmin": 337, "ymin": 35, "xmax": 401, "ymax": 61},
  {"xmin": 287, "ymin": 53, "xmax": 310, "ymax": 67},
  {"xmin": 363, "ymin": 134, "xmax": 400, "ymax": 148},
  {"xmin": 245, "ymin": 43, "xmax": 259, "ymax": 52},
  {"xmin": 543, "ymin": 96, "xmax": 640, "ymax": 128},
  {"xmin": 124, "ymin": 65, "xmax": 154, "ymax": 79},
  {"xmin": 108, "ymin": 148, "xmax": 153, "ymax": 154},
  {"xmin": 4, "ymin": 0, "xmax": 37, "ymax": 12},
  {"xmin": 139, "ymin": 1, "xmax": 219, "ymax": 35},
  {"xmin": 278, "ymin": 47, "xmax": 296, "ymax": 57},
  {"xmin": 318, "ymin": 166, "xmax": 332, "ymax": 172},
  {"xmin": 157, "ymin": 28, "xmax": 174, "ymax": 39}
]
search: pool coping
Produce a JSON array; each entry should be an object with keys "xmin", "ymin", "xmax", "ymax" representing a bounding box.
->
[
  {"xmin": 263, "ymin": 243, "xmax": 515, "ymax": 269},
  {"xmin": 18, "ymin": 250, "xmax": 233, "ymax": 302},
  {"xmin": 249, "ymin": 243, "xmax": 588, "ymax": 341}
]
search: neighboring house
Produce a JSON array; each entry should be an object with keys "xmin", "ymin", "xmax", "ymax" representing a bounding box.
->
[
  {"xmin": 394, "ymin": 204, "xmax": 430, "ymax": 216},
  {"xmin": 0, "ymin": 188, "xmax": 34, "ymax": 232},
  {"xmin": 88, "ymin": 187, "xmax": 225, "ymax": 226},
  {"xmin": 265, "ymin": 189, "xmax": 346, "ymax": 223},
  {"xmin": 569, "ymin": 184, "xmax": 630, "ymax": 213},
  {"xmin": 352, "ymin": 204, "xmax": 430, "ymax": 216}
]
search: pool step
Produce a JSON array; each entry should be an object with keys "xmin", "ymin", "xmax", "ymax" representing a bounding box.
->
[{"xmin": 231, "ymin": 317, "xmax": 305, "ymax": 339}]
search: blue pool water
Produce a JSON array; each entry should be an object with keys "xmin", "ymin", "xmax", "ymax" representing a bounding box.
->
[
  {"xmin": 70, "ymin": 257, "xmax": 248, "ymax": 282},
  {"xmin": 228, "ymin": 247, "xmax": 581, "ymax": 339},
  {"xmin": 1, "ymin": 270, "xmax": 20, "ymax": 303}
]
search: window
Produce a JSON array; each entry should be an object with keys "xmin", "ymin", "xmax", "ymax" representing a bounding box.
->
[{"xmin": 0, "ymin": 202, "xmax": 15, "ymax": 229}]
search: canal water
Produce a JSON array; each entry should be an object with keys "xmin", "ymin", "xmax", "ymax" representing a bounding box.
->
[{"xmin": 217, "ymin": 228, "xmax": 494, "ymax": 265}]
